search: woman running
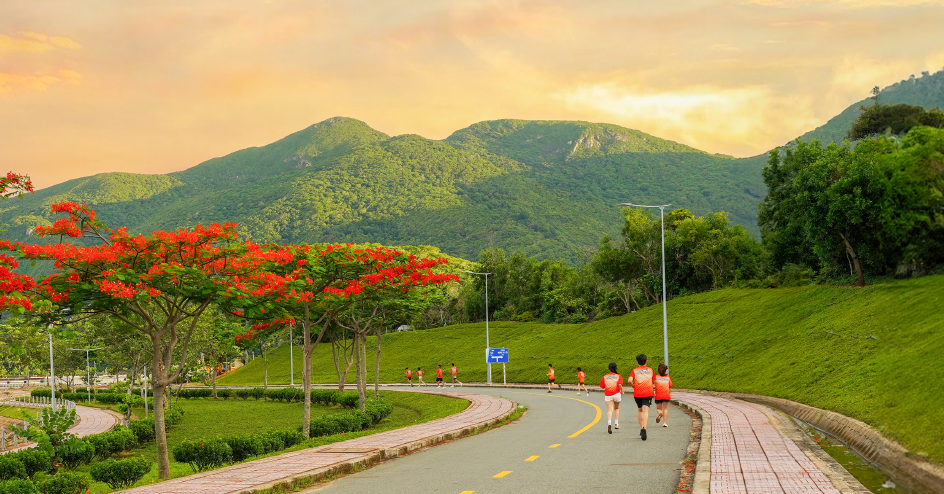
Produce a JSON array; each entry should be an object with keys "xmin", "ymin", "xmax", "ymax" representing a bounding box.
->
[
  {"xmin": 405, "ymin": 367, "xmax": 413, "ymax": 387},
  {"xmin": 654, "ymin": 363, "xmax": 673, "ymax": 427},
  {"xmin": 417, "ymin": 367, "xmax": 427, "ymax": 386},
  {"xmin": 599, "ymin": 362, "xmax": 623, "ymax": 434},
  {"xmin": 576, "ymin": 367, "xmax": 589, "ymax": 395}
]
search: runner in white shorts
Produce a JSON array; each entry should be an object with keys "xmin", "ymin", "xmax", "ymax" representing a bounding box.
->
[{"xmin": 599, "ymin": 362, "xmax": 623, "ymax": 434}]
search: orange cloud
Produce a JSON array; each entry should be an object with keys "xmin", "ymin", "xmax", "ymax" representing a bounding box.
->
[
  {"xmin": 0, "ymin": 31, "xmax": 80, "ymax": 53},
  {"xmin": 0, "ymin": 69, "xmax": 82, "ymax": 94}
]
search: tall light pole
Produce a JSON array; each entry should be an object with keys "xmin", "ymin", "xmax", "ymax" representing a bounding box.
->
[
  {"xmin": 618, "ymin": 202, "xmax": 672, "ymax": 369},
  {"xmin": 68, "ymin": 347, "xmax": 102, "ymax": 402},
  {"xmin": 462, "ymin": 270, "xmax": 492, "ymax": 385},
  {"xmin": 48, "ymin": 330, "xmax": 56, "ymax": 408}
]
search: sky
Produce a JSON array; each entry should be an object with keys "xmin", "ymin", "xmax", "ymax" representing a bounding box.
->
[{"xmin": 2, "ymin": 0, "xmax": 944, "ymax": 189}]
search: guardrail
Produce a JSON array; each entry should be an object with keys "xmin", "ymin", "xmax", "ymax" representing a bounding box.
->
[{"xmin": 1, "ymin": 395, "xmax": 76, "ymax": 411}]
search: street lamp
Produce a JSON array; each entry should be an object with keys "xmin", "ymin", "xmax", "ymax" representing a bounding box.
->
[
  {"xmin": 618, "ymin": 202, "xmax": 672, "ymax": 369},
  {"xmin": 462, "ymin": 270, "xmax": 492, "ymax": 385},
  {"xmin": 68, "ymin": 347, "xmax": 102, "ymax": 402}
]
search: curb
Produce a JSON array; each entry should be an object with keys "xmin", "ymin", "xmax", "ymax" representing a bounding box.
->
[{"xmin": 674, "ymin": 400, "xmax": 710, "ymax": 494}]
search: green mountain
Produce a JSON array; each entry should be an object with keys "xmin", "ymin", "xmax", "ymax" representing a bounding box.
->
[{"xmin": 1, "ymin": 117, "xmax": 764, "ymax": 263}]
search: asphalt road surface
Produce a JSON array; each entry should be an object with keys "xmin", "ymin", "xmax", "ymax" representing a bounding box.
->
[{"xmin": 307, "ymin": 386, "xmax": 693, "ymax": 494}]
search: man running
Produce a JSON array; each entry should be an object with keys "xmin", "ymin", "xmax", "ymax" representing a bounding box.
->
[
  {"xmin": 576, "ymin": 367, "xmax": 589, "ymax": 395},
  {"xmin": 417, "ymin": 367, "xmax": 426, "ymax": 386},
  {"xmin": 450, "ymin": 363, "xmax": 463, "ymax": 387},
  {"xmin": 547, "ymin": 364, "xmax": 561, "ymax": 393},
  {"xmin": 405, "ymin": 367, "xmax": 413, "ymax": 387},
  {"xmin": 436, "ymin": 365, "xmax": 445, "ymax": 388},
  {"xmin": 629, "ymin": 354, "xmax": 656, "ymax": 441},
  {"xmin": 600, "ymin": 362, "xmax": 622, "ymax": 434}
]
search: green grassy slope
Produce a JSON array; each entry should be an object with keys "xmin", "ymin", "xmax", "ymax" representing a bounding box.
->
[
  {"xmin": 221, "ymin": 275, "xmax": 944, "ymax": 462},
  {"xmin": 0, "ymin": 117, "xmax": 763, "ymax": 263}
]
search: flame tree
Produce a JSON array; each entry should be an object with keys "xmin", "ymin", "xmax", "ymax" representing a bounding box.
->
[{"xmin": 230, "ymin": 244, "xmax": 458, "ymax": 434}]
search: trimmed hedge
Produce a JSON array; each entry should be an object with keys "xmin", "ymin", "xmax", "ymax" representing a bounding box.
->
[
  {"xmin": 0, "ymin": 479, "xmax": 37, "ymax": 494},
  {"xmin": 171, "ymin": 439, "xmax": 231, "ymax": 473},
  {"xmin": 307, "ymin": 399, "xmax": 394, "ymax": 438},
  {"xmin": 172, "ymin": 429, "xmax": 307, "ymax": 472},
  {"xmin": 2, "ymin": 451, "xmax": 50, "ymax": 480},
  {"xmin": 37, "ymin": 472, "xmax": 89, "ymax": 494},
  {"xmin": 86, "ymin": 428, "xmax": 136, "ymax": 460},
  {"xmin": 58, "ymin": 438, "xmax": 94, "ymax": 470},
  {"xmin": 128, "ymin": 418, "xmax": 155, "ymax": 444},
  {"xmin": 0, "ymin": 457, "xmax": 26, "ymax": 481},
  {"xmin": 89, "ymin": 458, "xmax": 151, "ymax": 490}
]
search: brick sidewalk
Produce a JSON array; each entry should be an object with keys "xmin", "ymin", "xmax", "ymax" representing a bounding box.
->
[
  {"xmin": 121, "ymin": 390, "xmax": 515, "ymax": 494},
  {"xmin": 675, "ymin": 392, "xmax": 840, "ymax": 494},
  {"xmin": 1, "ymin": 405, "xmax": 116, "ymax": 455}
]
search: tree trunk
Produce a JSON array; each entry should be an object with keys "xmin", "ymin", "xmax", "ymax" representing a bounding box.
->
[
  {"xmin": 212, "ymin": 363, "xmax": 218, "ymax": 400},
  {"xmin": 263, "ymin": 344, "xmax": 268, "ymax": 391},
  {"xmin": 151, "ymin": 347, "xmax": 170, "ymax": 479},
  {"xmin": 374, "ymin": 327, "xmax": 382, "ymax": 401},
  {"xmin": 358, "ymin": 333, "xmax": 367, "ymax": 412},
  {"xmin": 302, "ymin": 322, "xmax": 312, "ymax": 438},
  {"xmin": 142, "ymin": 367, "xmax": 148, "ymax": 419},
  {"xmin": 839, "ymin": 233, "xmax": 866, "ymax": 287}
]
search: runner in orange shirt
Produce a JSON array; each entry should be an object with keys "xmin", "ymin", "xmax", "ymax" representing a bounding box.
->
[
  {"xmin": 405, "ymin": 367, "xmax": 413, "ymax": 387},
  {"xmin": 576, "ymin": 367, "xmax": 589, "ymax": 395},
  {"xmin": 599, "ymin": 362, "xmax": 623, "ymax": 434},
  {"xmin": 629, "ymin": 354, "xmax": 656, "ymax": 441},
  {"xmin": 654, "ymin": 363, "xmax": 673, "ymax": 428},
  {"xmin": 416, "ymin": 367, "xmax": 427, "ymax": 386},
  {"xmin": 450, "ymin": 363, "xmax": 462, "ymax": 387},
  {"xmin": 547, "ymin": 364, "xmax": 561, "ymax": 393},
  {"xmin": 435, "ymin": 365, "xmax": 445, "ymax": 387}
]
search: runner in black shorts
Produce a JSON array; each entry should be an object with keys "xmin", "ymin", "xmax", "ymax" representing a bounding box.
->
[
  {"xmin": 547, "ymin": 364, "xmax": 561, "ymax": 393},
  {"xmin": 629, "ymin": 354, "xmax": 655, "ymax": 441},
  {"xmin": 436, "ymin": 364, "xmax": 444, "ymax": 387}
]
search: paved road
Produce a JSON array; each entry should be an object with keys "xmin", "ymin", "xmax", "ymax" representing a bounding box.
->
[{"xmin": 306, "ymin": 386, "xmax": 692, "ymax": 494}]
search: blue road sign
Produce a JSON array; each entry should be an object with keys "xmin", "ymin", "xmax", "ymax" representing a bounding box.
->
[{"xmin": 487, "ymin": 348, "xmax": 509, "ymax": 363}]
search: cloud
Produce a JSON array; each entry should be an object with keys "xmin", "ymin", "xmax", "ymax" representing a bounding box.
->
[
  {"xmin": 745, "ymin": 0, "xmax": 944, "ymax": 7},
  {"xmin": 0, "ymin": 31, "xmax": 80, "ymax": 53},
  {"xmin": 0, "ymin": 69, "xmax": 82, "ymax": 94}
]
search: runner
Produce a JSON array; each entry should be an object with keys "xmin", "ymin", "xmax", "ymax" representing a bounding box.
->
[
  {"xmin": 450, "ymin": 363, "xmax": 463, "ymax": 387},
  {"xmin": 576, "ymin": 367, "xmax": 589, "ymax": 395},
  {"xmin": 654, "ymin": 363, "xmax": 673, "ymax": 427},
  {"xmin": 547, "ymin": 364, "xmax": 561, "ymax": 393},
  {"xmin": 405, "ymin": 367, "xmax": 413, "ymax": 387},
  {"xmin": 436, "ymin": 365, "xmax": 445, "ymax": 388},
  {"xmin": 629, "ymin": 354, "xmax": 656, "ymax": 441},
  {"xmin": 599, "ymin": 362, "xmax": 623, "ymax": 434},
  {"xmin": 417, "ymin": 367, "xmax": 426, "ymax": 386}
]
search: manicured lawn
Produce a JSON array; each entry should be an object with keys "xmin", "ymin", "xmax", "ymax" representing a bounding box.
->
[
  {"xmin": 77, "ymin": 391, "xmax": 467, "ymax": 493},
  {"xmin": 0, "ymin": 406, "xmax": 37, "ymax": 421},
  {"xmin": 221, "ymin": 274, "xmax": 944, "ymax": 463}
]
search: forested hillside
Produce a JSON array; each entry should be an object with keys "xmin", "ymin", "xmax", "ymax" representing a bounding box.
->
[{"xmin": 0, "ymin": 117, "xmax": 763, "ymax": 263}]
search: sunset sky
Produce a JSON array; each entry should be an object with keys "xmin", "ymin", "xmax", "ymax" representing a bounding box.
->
[{"xmin": 2, "ymin": 0, "xmax": 944, "ymax": 189}]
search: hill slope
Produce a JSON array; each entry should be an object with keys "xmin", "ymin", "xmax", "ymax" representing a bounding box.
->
[
  {"xmin": 221, "ymin": 275, "xmax": 944, "ymax": 463},
  {"xmin": 0, "ymin": 117, "xmax": 762, "ymax": 263}
]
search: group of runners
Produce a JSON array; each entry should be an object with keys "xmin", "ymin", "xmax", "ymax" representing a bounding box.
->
[
  {"xmin": 548, "ymin": 356, "xmax": 672, "ymax": 440},
  {"xmin": 404, "ymin": 364, "xmax": 463, "ymax": 387}
]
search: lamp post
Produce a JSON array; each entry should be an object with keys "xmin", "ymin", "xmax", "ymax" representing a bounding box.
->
[
  {"xmin": 48, "ymin": 330, "xmax": 56, "ymax": 408},
  {"xmin": 618, "ymin": 202, "xmax": 672, "ymax": 369},
  {"xmin": 68, "ymin": 347, "xmax": 102, "ymax": 402},
  {"xmin": 462, "ymin": 270, "xmax": 492, "ymax": 385}
]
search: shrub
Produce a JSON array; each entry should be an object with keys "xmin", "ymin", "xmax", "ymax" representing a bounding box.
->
[
  {"xmin": 257, "ymin": 432, "xmax": 284, "ymax": 454},
  {"xmin": 215, "ymin": 389, "xmax": 231, "ymax": 400},
  {"xmin": 0, "ymin": 457, "xmax": 26, "ymax": 481},
  {"xmin": 337, "ymin": 392, "xmax": 359, "ymax": 409},
  {"xmin": 310, "ymin": 389, "xmax": 340, "ymax": 406},
  {"xmin": 172, "ymin": 439, "xmax": 232, "ymax": 472},
  {"xmin": 364, "ymin": 400, "xmax": 393, "ymax": 423},
  {"xmin": 128, "ymin": 418, "xmax": 155, "ymax": 444},
  {"xmin": 247, "ymin": 387, "xmax": 265, "ymax": 400},
  {"xmin": 8, "ymin": 450, "xmax": 51, "ymax": 479},
  {"xmin": 308, "ymin": 410, "xmax": 371, "ymax": 438},
  {"xmin": 58, "ymin": 437, "xmax": 95, "ymax": 469},
  {"xmin": 37, "ymin": 471, "xmax": 90, "ymax": 494},
  {"xmin": 224, "ymin": 435, "xmax": 263, "ymax": 463},
  {"xmin": 87, "ymin": 427, "xmax": 136, "ymax": 460},
  {"xmin": 0, "ymin": 479, "xmax": 38, "ymax": 494},
  {"xmin": 90, "ymin": 458, "xmax": 151, "ymax": 489},
  {"xmin": 164, "ymin": 405, "xmax": 185, "ymax": 428},
  {"xmin": 273, "ymin": 430, "xmax": 307, "ymax": 448}
]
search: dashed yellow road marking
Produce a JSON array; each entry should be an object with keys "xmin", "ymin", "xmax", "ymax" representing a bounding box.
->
[
  {"xmin": 525, "ymin": 455, "xmax": 540, "ymax": 461},
  {"xmin": 549, "ymin": 444, "xmax": 561, "ymax": 448},
  {"xmin": 459, "ymin": 491, "xmax": 475, "ymax": 493},
  {"xmin": 522, "ymin": 392, "xmax": 602, "ymax": 438},
  {"xmin": 493, "ymin": 471, "xmax": 513, "ymax": 478}
]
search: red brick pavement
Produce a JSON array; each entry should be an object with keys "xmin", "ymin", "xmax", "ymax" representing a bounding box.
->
[
  {"xmin": 675, "ymin": 392, "xmax": 840, "ymax": 494},
  {"xmin": 1, "ymin": 405, "xmax": 116, "ymax": 455},
  {"xmin": 120, "ymin": 390, "xmax": 515, "ymax": 494}
]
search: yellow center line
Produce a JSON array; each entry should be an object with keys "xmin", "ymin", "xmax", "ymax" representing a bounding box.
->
[
  {"xmin": 459, "ymin": 491, "xmax": 475, "ymax": 494},
  {"xmin": 549, "ymin": 444, "xmax": 561, "ymax": 448},
  {"xmin": 493, "ymin": 471, "xmax": 513, "ymax": 478},
  {"xmin": 520, "ymin": 392, "xmax": 602, "ymax": 438},
  {"xmin": 525, "ymin": 455, "xmax": 540, "ymax": 461}
]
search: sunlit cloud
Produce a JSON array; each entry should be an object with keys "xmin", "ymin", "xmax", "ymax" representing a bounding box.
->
[
  {"xmin": 746, "ymin": 0, "xmax": 944, "ymax": 7},
  {"xmin": 0, "ymin": 69, "xmax": 81, "ymax": 94},
  {"xmin": 0, "ymin": 31, "xmax": 80, "ymax": 53}
]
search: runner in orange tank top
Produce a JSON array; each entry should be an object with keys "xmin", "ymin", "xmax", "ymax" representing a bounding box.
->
[
  {"xmin": 450, "ymin": 363, "xmax": 463, "ymax": 387},
  {"xmin": 405, "ymin": 367, "xmax": 413, "ymax": 387},
  {"xmin": 654, "ymin": 363, "xmax": 673, "ymax": 427},
  {"xmin": 416, "ymin": 368, "xmax": 426, "ymax": 386},
  {"xmin": 599, "ymin": 362, "xmax": 623, "ymax": 434},
  {"xmin": 547, "ymin": 364, "xmax": 561, "ymax": 393},
  {"xmin": 436, "ymin": 365, "xmax": 444, "ymax": 387},
  {"xmin": 629, "ymin": 354, "xmax": 656, "ymax": 441},
  {"xmin": 576, "ymin": 367, "xmax": 589, "ymax": 395}
]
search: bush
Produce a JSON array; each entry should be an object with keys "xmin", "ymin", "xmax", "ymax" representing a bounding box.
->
[
  {"xmin": 215, "ymin": 389, "xmax": 232, "ymax": 400},
  {"xmin": 257, "ymin": 432, "xmax": 284, "ymax": 454},
  {"xmin": 172, "ymin": 439, "xmax": 232, "ymax": 472},
  {"xmin": 272, "ymin": 430, "xmax": 306, "ymax": 448},
  {"xmin": 164, "ymin": 405, "xmax": 185, "ymax": 428},
  {"xmin": 38, "ymin": 471, "xmax": 90, "ymax": 494},
  {"xmin": 364, "ymin": 400, "xmax": 393, "ymax": 423},
  {"xmin": 0, "ymin": 479, "xmax": 38, "ymax": 494},
  {"xmin": 58, "ymin": 437, "xmax": 94, "ymax": 470},
  {"xmin": 128, "ymin": 418, "xmax": 155, "ymax": 444},
  {"xmin": 247, "ymin": 387, "xmax": 265, "ymax": 400},
  {"xmin": 224, "ymin": 435, "xmax": 263, "ymax": 462},
  {"xmin": 89, "ymin": 458, "xmax": 151, "ymax": 489},
  {"xmin": 87, "ymin": 427, "xmax": 137, "ymax": 460},
  {"xmin": 0, "ymin": 457, "xmax": 26, "ymax": 481},
  {"xmin": 337, "ymin": 392, "xmax": 359, "ymax": 409},
  {"xmin": 308, "ymin": 410, "xmax": 371, "ymax": 438},
  {"xmin": 8, "ymin": 450, "xmax": 51, "ymax": 479},
  {"xmin": 310, "ymin": 389, "xmax": 340, "ymax": 406}
]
